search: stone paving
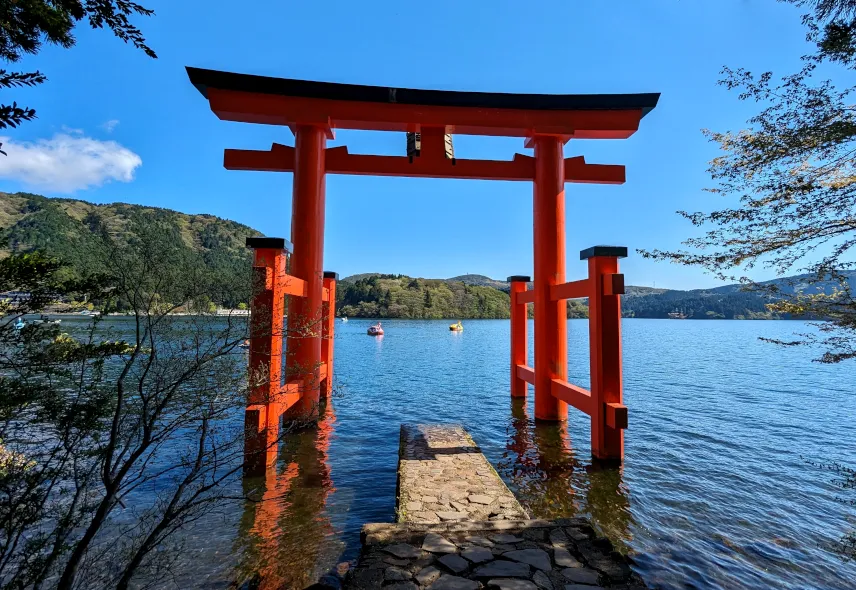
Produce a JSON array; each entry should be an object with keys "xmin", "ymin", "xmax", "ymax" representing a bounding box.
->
[
  {"xmin": 344, "ymin": 519, "xmax": 646, "ymax": 589},
  {"xmin": 330, "ymin": 425, "xmax": 645, "ymax": 589},
  {"xmin": 397, "ymin": 425, "xmax": 528, "ymax": 524}
]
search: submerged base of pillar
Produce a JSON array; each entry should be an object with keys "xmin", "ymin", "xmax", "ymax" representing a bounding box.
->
[{"xmin": 533, "ymin": 416, "xmax": 568, "ymax": 423}]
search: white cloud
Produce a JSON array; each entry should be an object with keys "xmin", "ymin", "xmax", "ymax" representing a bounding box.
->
[
  {"xmin": 0, "ymin": 133, "xmax": 142, "ymax": 193},
  {"xmin": 101, "ymin": 119, "xmax": 120, "ymax": 133}
]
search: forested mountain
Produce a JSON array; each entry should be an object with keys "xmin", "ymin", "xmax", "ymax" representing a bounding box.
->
[
  {"xmin": 3, "ymin": 193, "xmax": 849, "ymax": 318},
  {"xmin": 623, "ymin": 288, "xmax": 776, "ymax": 319},
  {"xmin": 447, "ymin": 274, "xmax": 510, "ymax": 290},
  {"xmin": 0, "ymin": 192, "xmax": 260, "ymax": 307},
  {"xmin": 337, "ymin": 274, "xmax": 516, "ymax": 319},
  {"xmin": 622, "ymin": 272, "xmax": 856, "ymax": 319},
  {"xmin": 336, "ymin": 273, "xmax": 590, "ymax": 319},
  {"xmin": 338, "ymin": 272, "xmax": 855, "ymax": 320}
]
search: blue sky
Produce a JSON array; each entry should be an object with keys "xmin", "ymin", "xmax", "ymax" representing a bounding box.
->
[{"xmin": 0, "ymin": 0, "xmax": 831, "ymax": 289}]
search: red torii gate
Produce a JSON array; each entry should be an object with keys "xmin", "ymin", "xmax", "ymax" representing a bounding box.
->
[{"xmin": 187, "ymin": 67, "xmax": 659, "ymax": 464}]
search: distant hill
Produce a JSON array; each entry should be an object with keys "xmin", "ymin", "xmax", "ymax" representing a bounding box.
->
[
  {"xmin": 6, "ymin": 192, "xmax": 849, "ymax": 318},
  {"xmin": 625, "ymin": 285, "xmax": 670, "ymax": 296},
  {"xmin": 448, "ymin": 274, "xmax": 511, "ymax": 291},
  {"xmin": 0, "ymin": 192, "xmax": 261, "ymax": 307},
  {"xmin": 702, "ymin": 272, "xmax": 856, "ymax": 296},
  {"xmin": 447, "ymin": 274, "xmax": 670, "ymax": 297},
  {"xmin": 338, "ymin": 271, "xmax": 853, "ymax": 320},
  {"xmin": 337, "ymin": 274, "xmax": 530, "ymax": 319},
  {"xmin": 339, "ymin": 273, "xmax": 382, "ymax": 284},
  {"xmin": 623, "ymin": 272, "xmax": 855, "ymax": 319}
]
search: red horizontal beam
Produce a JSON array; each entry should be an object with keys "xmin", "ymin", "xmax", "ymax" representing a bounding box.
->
[
  {"xmin": 550, "ymin": 378, "xmax": 592, "ymax": 415},
  {"xmin": 516, "ymin": 364, "xmax": 535, "ymax": 384},
  {"xmin": 226, "ymin": 145, "xmax": 627, "ymax": 185},
  {"xmin": 226, "ymin": 143, "xmax": 295, "ymax": 172},
  {"xmin": 551, "ymin": 278, "xmax": 589, "ymax": 301},
  {"xmin": 565, "ymin": 157, "xmax": 625, "ymax": 185},
  {"xmin": 208, "ymin": 89, "xmax": 645, "ymax": 139},
  {"xmin": 281, "ymin": 380, "xmax": 302, "ymax": 397},
  {"xmin": 281, "ymin": 275, "xmax": 307, "ymax": 298},
  {"xmin": 246, "ymin": 387, "xmax": 301, "ymax": 432},
  {"xmin": 325, "ymin": 146, "xmax": 534, "ymax": 181},
  {"xmin": 255, "ymin": 270, "xmax": 317, "ymax": 299},
  {"xmin": 516, "ymin": 289, "xmax": 536, "ymax": 304},
  {"xmin": 606, "ymin": 402, "xmax": 628, "ymax": 430},
  {"xmin": 547, "ymin": 274, "xmax": 625, "ymax": 301}
]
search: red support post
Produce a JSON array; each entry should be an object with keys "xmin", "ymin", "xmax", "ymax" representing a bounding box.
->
[
  {"xmin": 245, "ymin": 237, "xmax": 290, "ymax": 475},
  {"xmin": 321, "ymin": 271, "xmax": 337, "ymax": 397},
  {"xmin": 532, "ymin": 136, "xmax": 568, "ymax": 421},
  {"xmin": 582, "ymin": 246, "xmax": 627, "ymax": 462},
  {"xmin": 287, "ymin": 125, "xmax": 327, "ymax": 418},
  {"xmin": 508, "ymin": 276, "xmax": 530, "ymax": 398}
]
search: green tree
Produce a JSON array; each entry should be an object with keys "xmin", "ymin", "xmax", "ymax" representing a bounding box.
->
[
  {"xmin": 642, "ymin": 0, "xmax": 856, "ymax": 560},
  {"xmin": 642, "ymin": 0, "xmax": 856, "ymax": 364},
  {"xmin": 0, "ymin": 231, "xmax": 286, "ymax": 588},
  {"xmin": 0, "ymin": 1, "xmax": 156, "ymax": 151}
]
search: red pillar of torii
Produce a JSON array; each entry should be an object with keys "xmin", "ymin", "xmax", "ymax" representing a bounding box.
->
[{"xmin": 187, "ymin": 67, "xmax": 658, "ymax": 463}]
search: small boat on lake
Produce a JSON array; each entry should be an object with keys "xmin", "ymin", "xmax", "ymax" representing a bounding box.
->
[
  {"xmin": 13, "ymin": 318, "xmax": 25, "ymax": 331},
  {"xmin": 449, "ymin": 321, "xmax": 463, "ymax": 332},
  {"xmin": 239, "ymin": 339, "xmax": 250, "ymax": 349},
  {"xmin": 341, "ymin": 317, "xmax": 348, "ymax": 322},
  {"xmin": 32, "ymin": 315, "xmax": 61, "ymax": 325},
  {"xmin": 367, "ymin": 322, "xmax": 384, "ymax": 336}
]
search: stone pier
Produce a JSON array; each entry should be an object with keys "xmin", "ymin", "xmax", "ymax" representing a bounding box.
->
[
  {"xmin": 342, "ymin": 425, "xmax": 645, "ymax": 589},
  {"xmin": 397, "ymin": 424, "xmax": 528, "ymax": 524}
]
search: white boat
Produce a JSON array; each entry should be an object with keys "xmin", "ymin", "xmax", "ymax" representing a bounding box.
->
[
  {"xmin": 32, "ymin": 315, "xmax": 61, "ymax": 325},
  {"xmin": 341, "ymin": 317, "xmax": 348, "ymax": 322}
]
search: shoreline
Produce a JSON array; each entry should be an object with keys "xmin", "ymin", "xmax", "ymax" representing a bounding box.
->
[
  {"xmin": 32, "ymin": 314, "xmax": 812, "ymax": 321},
  {"xmin": 25, "ymin": 311, "xmax": 815, "ymax": 321}
]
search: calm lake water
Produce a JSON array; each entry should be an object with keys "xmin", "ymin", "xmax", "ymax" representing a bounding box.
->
[{"xmin": 82, "ymin": 318, "xmax": 856, "ymax": 589}]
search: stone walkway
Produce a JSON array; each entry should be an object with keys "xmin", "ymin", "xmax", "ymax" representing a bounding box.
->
[
  {"xmin": 345, "ymin": 519, "xmax": 645, "ymax": 589},
  {"xmin": 397, "ymin": 425, "xmax": 528, "ymax": 524},
  {"xmin": 335, "ymin": 425, "xmax": 645, "ymax": 589}
]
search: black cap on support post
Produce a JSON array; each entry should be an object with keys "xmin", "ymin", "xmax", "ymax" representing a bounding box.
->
[
  {"xmin": 506, "ymin": 275, "xmax": 531, "ymax": 282},
  {"xmin": 246, "ymin": 236, "xmax": 294, "ymax": 253},
  {"xmin": 323, "ymin": 271, "xmax": 339, "ymax": 280},
  {"xmin": 580, "ymin": 246, "xmax": 627, "ymax": 260}
]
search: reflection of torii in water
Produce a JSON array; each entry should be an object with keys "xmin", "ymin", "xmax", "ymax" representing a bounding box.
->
[
  {"xmin": 500, "ymin": 398, "xmax": 634, "ymax": 553},
  {"xmin": 239, "ymin": 400, "xmax": 337, "ymax": 589}
]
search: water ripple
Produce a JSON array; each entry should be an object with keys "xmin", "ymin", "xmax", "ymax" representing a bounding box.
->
[{"xmin": 89, "ymin": 317, "xmax": 856, "ymax": 589}]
